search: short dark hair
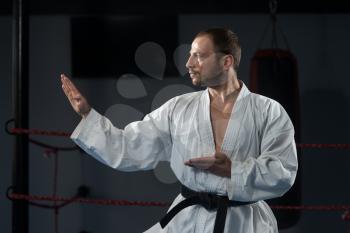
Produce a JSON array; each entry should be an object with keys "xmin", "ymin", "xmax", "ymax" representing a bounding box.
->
[{"xmin": 195, "ymin": 28, "xmax": 241, "ymax": 71}]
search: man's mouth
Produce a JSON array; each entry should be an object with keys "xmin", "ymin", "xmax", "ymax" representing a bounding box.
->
[{"xmin": 189, "ymin": 73, "xmax": 197, "ymax": 78}]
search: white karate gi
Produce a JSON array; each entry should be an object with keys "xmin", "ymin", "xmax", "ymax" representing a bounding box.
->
[{"xmin": 71, "ymin": 82, "xmax": 298, "ymax": 233}]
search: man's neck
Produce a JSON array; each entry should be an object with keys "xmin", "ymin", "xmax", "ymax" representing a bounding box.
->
[{"xmin": 208, "ymin": 73, "xmax": 241, "ymax": 104}]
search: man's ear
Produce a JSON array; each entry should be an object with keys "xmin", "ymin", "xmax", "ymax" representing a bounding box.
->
[{"xmin": 223, "ymin": 55, "xmax": 234, "ymax": 70}]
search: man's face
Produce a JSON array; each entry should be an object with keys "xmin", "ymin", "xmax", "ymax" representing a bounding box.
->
[{"xmin": 186, "ymin": 35, "xmax": 226, "ymax": 87}]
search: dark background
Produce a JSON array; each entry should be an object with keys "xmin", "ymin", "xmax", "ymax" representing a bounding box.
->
[
  {"xmin": 1, "ymin": 0, "xmax": 350, "ymax": 232},
  {"xmin": 2, "ymin": 0, "xmax": 350, "ymax": 14}
]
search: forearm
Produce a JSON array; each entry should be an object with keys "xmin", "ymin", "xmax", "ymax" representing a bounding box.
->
[{"xmin": 71, "ymin": 109, "xmax": 172, "ymax": 171}]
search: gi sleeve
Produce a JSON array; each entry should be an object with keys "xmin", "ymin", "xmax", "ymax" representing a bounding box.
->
[
  {"xmin": 70, "ymin": 98, "xmax": 176, "ymax": 171},
  {"xmin": 227, "ymin": 101, "xmax": 298, "ymax": 202}
]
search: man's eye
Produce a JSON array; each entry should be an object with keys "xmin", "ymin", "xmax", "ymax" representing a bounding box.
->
[
  {"xmin": 189, "ymin": 53, "xmax": 204, "ymax": 61},
  {"xmin": 195, "ymin": 54, "xmax": 203, "ymax": 59}
]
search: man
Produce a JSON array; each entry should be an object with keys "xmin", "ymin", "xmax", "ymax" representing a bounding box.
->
[{"xmin": 61, "ymin": 28, "xmax": 297, "ymax": 233}]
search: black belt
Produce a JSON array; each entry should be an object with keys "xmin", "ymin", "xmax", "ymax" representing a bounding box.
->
[{"xmin": 160, "ymin": 185, "xmax": 255, "ymax": 233}]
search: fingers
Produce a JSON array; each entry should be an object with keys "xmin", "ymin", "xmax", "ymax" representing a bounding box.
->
[
  {"xmin": 188, "ymin": 156, "xmax": 215, "ymax": 164},
  {"xmin": 61, "ymin": 74, "xmax": 82, "ymax": 108},
  {"xmin": 64, "ymin": 75, "xmax": 80, "ymax": 94},
  {"xmin": 61, "ymin": 82, "xmax": 68, "ymax": 96},
  {"xmin": 61, "ymin": 74, "xmax": 74, "ymax": 96},
  {"xmin": 60, "ymin": 73, "xmax": 92, "ymax": 118},
  {"xmin": 185, "ymin": 156, "xmax": 215, "ymax": 169},
  {"xmin": 61, "ymin": 74, "xmax": 80, "ymax": 98},
  {"xmin": 61, "ymin": 81, "xmax": 73, "ymax": 102},
  {"xmin": 61, "ymin": 74, "xmax": 72, "ymax": 97},
  {"xmin": 184, "ymin": 153, "xmax": 231, "ymax": 177}
]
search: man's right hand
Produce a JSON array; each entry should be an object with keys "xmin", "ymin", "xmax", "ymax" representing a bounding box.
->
[{"xmin": 61, "ymin": 74, "xmax": 91, "ymax": 118}]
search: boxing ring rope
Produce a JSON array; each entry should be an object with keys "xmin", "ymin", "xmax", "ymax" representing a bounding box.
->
[
  {"xmin": 5, "ymin": 122, "xmax": 350, "ymax": 232},
  {"xmin": 7, "ymin": 190, "xmax": 350, "ymax": 211},
  {"xmin": 7, "ymin": 190, "xmax": 170, "ymax": 207},
  {"xmin": 5, "ymin": 120, "xmax": 78, "ymax": 151}
]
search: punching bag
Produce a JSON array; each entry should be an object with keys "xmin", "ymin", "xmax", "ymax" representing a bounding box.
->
[{"xmin": 249, "ymin": 48, "xmax": 302, "ymax": 229}]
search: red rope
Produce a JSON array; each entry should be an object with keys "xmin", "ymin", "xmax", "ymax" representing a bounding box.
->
[
  {"xmin": 9, "ymin": 193, "xmax": 350, "ymax": 210},
  {"xmin": 9, "ymin": 193, "xmax": 170, "ymax": 207},
  {"xmin": 10, "ymin": 128, "xmax": 71, "ymax": 137},
  {"xmin": 271, "ymin": 205, "xmax": 350, "ymax": 211},
  {"xmin": 342, "ymin": 211, "xmax": 350, "ymax": 220},
  {"xmin": 297, "ymin": 143, "xmax": 350, "ymax": 149}
]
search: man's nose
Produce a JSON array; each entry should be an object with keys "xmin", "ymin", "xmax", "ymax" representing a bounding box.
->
[{"xmin": 186, "ymin": 55, "xmax": 195, "ymax": 69}]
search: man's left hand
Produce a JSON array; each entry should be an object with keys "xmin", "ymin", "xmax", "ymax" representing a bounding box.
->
[{"xmin": 184, "ymin": 152, "xmax": 231, "ymax": 178}]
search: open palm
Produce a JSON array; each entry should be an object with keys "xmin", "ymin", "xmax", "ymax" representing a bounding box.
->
[{"xmin": 61, "ymin": 74, "xmax": 91, "ymax": 118}]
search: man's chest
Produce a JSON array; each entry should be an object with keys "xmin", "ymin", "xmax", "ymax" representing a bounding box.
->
[{"xmin": 210, "ymin": 103, "xmax": 234, "ymax": 151}]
